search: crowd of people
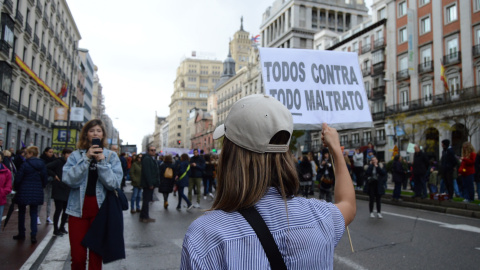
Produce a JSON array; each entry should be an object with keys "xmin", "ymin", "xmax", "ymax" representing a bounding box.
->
[{"xmin": 295, "ymin": 139, "xmax": 480, "ymax": 219}]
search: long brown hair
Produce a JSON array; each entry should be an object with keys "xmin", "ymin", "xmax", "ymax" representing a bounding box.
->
[
  {"xmin": 211, "ymin": 135, "xmax": 299, "ymax": 212},
  {"xmin": 77, "ymin": 119, "xmax": 107, "ymax": 150},
  {"xmin": 462, "ymin": 141, "xmax": 475, "ymax": 157}
]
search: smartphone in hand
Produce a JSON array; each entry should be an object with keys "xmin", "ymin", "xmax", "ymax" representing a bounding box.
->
[{"xmin": 92, "ymin": 138, "xmax": 101, "ymax": 154}]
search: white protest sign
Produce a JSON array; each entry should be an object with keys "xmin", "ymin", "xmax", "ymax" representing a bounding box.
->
[
  {"xmin": 259, "ymin": 48, "xmax": 372, "ymax": 130},
  {"xmin": 407, "ymin": 143, "xmax": 416, "ymax": 153}
]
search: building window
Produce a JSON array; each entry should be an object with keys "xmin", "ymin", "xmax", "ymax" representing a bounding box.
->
[
  {"xmin": 199, "ymin": 93, "xmax": 208, "ymax": 98},
  {"xmin": 187, "ymin": 92, "xmax": 197, "ymax": 97},
  {"xmin": 340, "ymin": 135, "xmax": 348, "ymax": 145},
  {"xmin": 352, "ymin": 133, "xmax": 360, "ymax": 143},
  {"xmin": 475, "ymin": 0, "xmax": 480, "ymax": 12},
  {"xmin": 448, "ymin": 76, "xmax": 460, "ymax": 95},
  {"xmin": 420, "ymin": 16, "xmax": 431, "ymax": 34},
  {"xmin": 376, "ymin": 129, "xmax": 385, "ymax": 140},
  {"xmin": 398, "ymin": 1, "xmax": 407, "ymax": 17},
  {"xmin": 419, "ymin": 0, "xmax": 430, "ymax": 6},
  {"xmin": 445, "ymin": 3, "xmax": 457, "ymax": 24},
  {"xmin": 352, "ymin": 42, "xmax": 358, "ymax": 52},
  {"xmin": 377, "ymin": 8, "xmax": 386, "ymax": 20},
  {"xmin": 372, "ymin": 50, "xmax": 384, "ymax": 64},
  {"xmin": 373, "ymin": 99, "xmax": 384, "ymax": 113},
  {"xmin": 422, "ymin": 83, "xmax": 432, "ymax": 102},
  {"xmin": 420, "ymin": 46, "xmax": 432, "ymax": 64},
  {"xmin": 300, "ymin": 38, "xmax": 307, "ymax": 48},
  {"xmin": 399, "ymin": 55, "xmax": 408, "ymax": 71},
  {"xmin": 365, "ymin": 81, "xmax": 371, "ymax": 99},
  {"xmin": 364, "ymin": 132, "xmax": 372, "ymax": 143},
  {"xmin": 400, "ymin": 89, "xmax": 408, "ymax": 107},
  {"xmin": 177, "ymin": 117, "xmax": 182, "ymax": 121},
  {"xmin": 177, "ymin": 125, "xmax": 181, "ymax": 129},
  {"xmin": 399, "ymin": 27, "xmax": 407, "ymax": 44}
]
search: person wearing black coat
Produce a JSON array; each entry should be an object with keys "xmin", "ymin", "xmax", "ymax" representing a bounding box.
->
[
  {"xmin": 475, "ymin": 149, "xmax": 480, "ymax": 201},
  {"xmin": 364, "ymin": 156, "xmax": 387, "ymax": 218},
  {"xmin": 13, "ymin": 146, "xmax": 48, "ymax": 244},
  {"xmin": 202, "ymin": 154, "xmax": 215, "ymax": 199},
  {"xmin": 318, "ymin": 152, "xmax": 335, "ymax": 202},
  {"xmin": 13, "ymin": 149, "xmax": 25, "ymax": 173},
  {"xmin": 412, "ymin": 145, "xmax": 429, "ymax": 199},
  {"xmin": 298, "ymin": 156, "xmax": 313, "ymax": 198},
  {"xmin": 46, "ymin": 148, "xmax": 73, "ymax": 236},
  {"xmin": 39, "ymin": 147, "xmax": 56, "ymax": 225},
  {"xmin": 440, "ymin": 139, "xmax": 458, "ymax": 200},
  {"xmin": 392, "ymin": 155, "xmax": 406, "ymax": 201},
  {"xmin": 158, "ymin": 155, "xmax": 176, "ymax": 209}
]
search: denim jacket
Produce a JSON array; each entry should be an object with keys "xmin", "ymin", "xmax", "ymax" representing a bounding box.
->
[{"xmin": 63, "ymin": 149, "xmax": 123, "ymax": 217}]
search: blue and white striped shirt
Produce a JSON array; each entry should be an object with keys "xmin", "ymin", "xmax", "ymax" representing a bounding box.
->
[{"xmin": 181, "ymin": 187, "xmax": 345, "ymax": 269}]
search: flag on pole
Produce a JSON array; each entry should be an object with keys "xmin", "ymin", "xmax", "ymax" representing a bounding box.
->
[
  {"xmin": 58, "ymin": 82, "xmax": 68, "ymax": 98},
  {"xmin": 440, "ymin": 60, "xmax": 449, "ymax": 92},
  {"xmin": 21, "ymin": 141, "xmax": 25, "ymax": 148}
]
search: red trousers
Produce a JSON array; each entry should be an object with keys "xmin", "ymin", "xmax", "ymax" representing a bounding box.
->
[{"xmin": 69, "ymin": 195, "xmax": 102, "ymax": 270}]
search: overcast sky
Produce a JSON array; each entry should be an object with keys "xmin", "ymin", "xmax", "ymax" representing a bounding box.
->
[{"xmin": 66, "ymin": 0, "xmax": 372, "ymax": 150}]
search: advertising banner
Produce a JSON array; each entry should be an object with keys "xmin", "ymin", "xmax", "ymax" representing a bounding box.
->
[{"xmin": 259, "ymin": 48, "xmax": 372, "ymax": 130}]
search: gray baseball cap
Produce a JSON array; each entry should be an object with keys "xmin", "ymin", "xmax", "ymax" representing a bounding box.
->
[{"xmin": 213, "ymin": 94, "xmax": 293, "ymax": 153}]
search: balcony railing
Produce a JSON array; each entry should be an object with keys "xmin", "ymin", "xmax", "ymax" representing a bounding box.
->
[
  {"xmin": 30, "ymin": 111, "xmax": 37, "ymax": 121},
  {"xmin": 0, "ymin": 90, "xmax": 9, "ymax": 106},
  {"xmin": 362, "ymin": 67, "xmax": 371, "ymax": 77},
  {"xmin": 9, "ymin": 99, "xmax": 19, "ymax": 112},
  {"xmin": 25, "ymin": 23, "xmax": 33, "ymax": 38},
  {"xmin": 53, "ymin": 61, "xmax": 57, "ymax": 69},
  {"xmin": 0, "ymin": 40, "xmax": 9, "ymax": 56},
  {"xmin": 396, "ymin": 69, "xmax": 409, "ymax": 80},
  {"xmin": 20, "ymin": 106, "xmax": 29, "ymax": 118},
  {"xmin": 27, "ymin": 0, "xmax": 34, "ymax": 6},
  {"xmin": 361, "ymin": 44, "xmax": 371, "ymax": 54},
  {"xmin": 372, "ymin": 85, "xmax": 385, "ymax": 98},
  {"xmin": 374, "ymin": 136, "xmax": 387, "ymax": 146},
  {"xmin": 51, "ymin": 1, "xmax": 56, "ymax": 12},
  {"xmin": 473, "ymin": 45, "xmax": 480, "ymax": 58},
  {"xmin": 41, "ymin": 44, "xmax": 46, "ymax": 54},
  {"xmin": 443, "ymin": 51, "xmax": 461, "ymax": 66},
  {"xmin": 42, "ymin": 14, "xmax": 49, "ymax": 26},
  {"xmin": 372, "ymin": 111, "xmax": 385, "ymax": 121},
  {"xmin": 33, "ymin": 34, "xmax": 40, "ymax": 47},
  {"xmin": 15, "ymin": 10, "xmax": 24, "ymax": 27},
  {"xmin": 35, "ymin": 1, "xmax": 43, "ymax": 15},
  {"xmin": 373, "ymin": 61, "xmax": 384, "ymax": 75},
  {"xmin": 386, "ymin": 85, "xmax": 480, "ymax": 116},
  {"xmin": 4, "ymin": 0, "xmax": 13, "ymax": 13},
  {"xmin": 38, "ymin": 115, "xmax": 44, "ymax": 125},
  {"xmin": 374, "ymin": 38, "xmax": 385, "ymax": 50},
  {"xmin": 418, "ymin": 61, "xmax": 434, "ymax": 74},
  {"xmin": 47, "ymin": 53, "xmax": 52, "ymax": 62}
]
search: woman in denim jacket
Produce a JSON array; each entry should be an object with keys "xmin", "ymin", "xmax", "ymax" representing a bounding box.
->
[{"xmin": 63, "ymin": 119, "xmax": 123, "ymax": 269}]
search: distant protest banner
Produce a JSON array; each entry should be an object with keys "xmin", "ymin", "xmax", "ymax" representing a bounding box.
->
[{"xmin": 259, "ymin": 48, "xmax": 372, "ymax": 130}]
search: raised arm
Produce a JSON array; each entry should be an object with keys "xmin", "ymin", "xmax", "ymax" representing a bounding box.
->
[{"xmin": 322, "ymin": 123, "xmax": 356, "ymax": 226}]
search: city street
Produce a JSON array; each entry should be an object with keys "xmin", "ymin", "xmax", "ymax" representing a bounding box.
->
[{"xmin": 10, "ymin": 185, "xmax": 478, "ymax": 269}]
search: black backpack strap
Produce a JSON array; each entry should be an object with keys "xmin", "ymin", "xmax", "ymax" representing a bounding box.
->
[{"xmin": 238, "ymin": 207, "xmax": 287, "ymax": 270}]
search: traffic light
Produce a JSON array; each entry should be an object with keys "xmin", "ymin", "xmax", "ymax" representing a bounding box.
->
[{"xmin": 177, "ymin": 140, "xmax": 181, "ymax": 145}]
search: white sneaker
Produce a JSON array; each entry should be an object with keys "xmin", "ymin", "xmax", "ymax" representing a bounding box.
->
[
  {"xmin": 208, "ymin": 193, "xmax": 214, "ymax": 199},
  {"xmin": 194, "ymin": 203, "xmax": 201, "ymax": 208},
  {"xmin": 203, "ymin": 196, "xmax": 207, "ymax": 200},
  {"xmin": 370, "ymin": 213, "xmax": 375, "ymax": 218},
  {"xmin": 37, "ymin": 217, "xmax": 41, "ymax": 225},
  {"xmin": 47, "ymin": 217, "xmax": 54, "ymax": 224},
  {"xmin": 187, "ymin": 205, "xmax": 194, "ymax": 211},
  {"xmin": 377, "ymin": 213, "xmax": 383, "ymax": 219}
]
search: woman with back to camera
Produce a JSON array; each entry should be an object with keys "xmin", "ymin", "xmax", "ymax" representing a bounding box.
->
[
  {"xmin": 180, "ymin": 94, "xmax": 356, "ymax": 269},
  {"xmin": 63, "ymin": 119, "xmax": 123, "ymax": 269},
  {"xmin": 158, "ymin": 154, "xmax": 176, "ymax": 209},
  {"xmin": 298, "ymin": 155, "xmax": 313, "ymax": 198},
  {"xmin": 46, "ymin": 148, "xmax": 73, "ymax": 236},
  {"xmin": 13, "ymin": 146, "xmax": 48, "ymax": 244},
  {"xmin": 176, "ymin": 154, "xmax": 193, "ymax": 211},
  {"xmin": 129, "ymin": 154, "xmax": 142, "ymax": 213},
  {"xmin": 39, "ymin": 147, "xmax": 56, "ymax": 225}
]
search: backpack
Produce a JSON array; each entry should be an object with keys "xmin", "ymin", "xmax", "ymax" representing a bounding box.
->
[{"xmin": 164, "ymin": 167, "xmax": 173, "ymax": 179}]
